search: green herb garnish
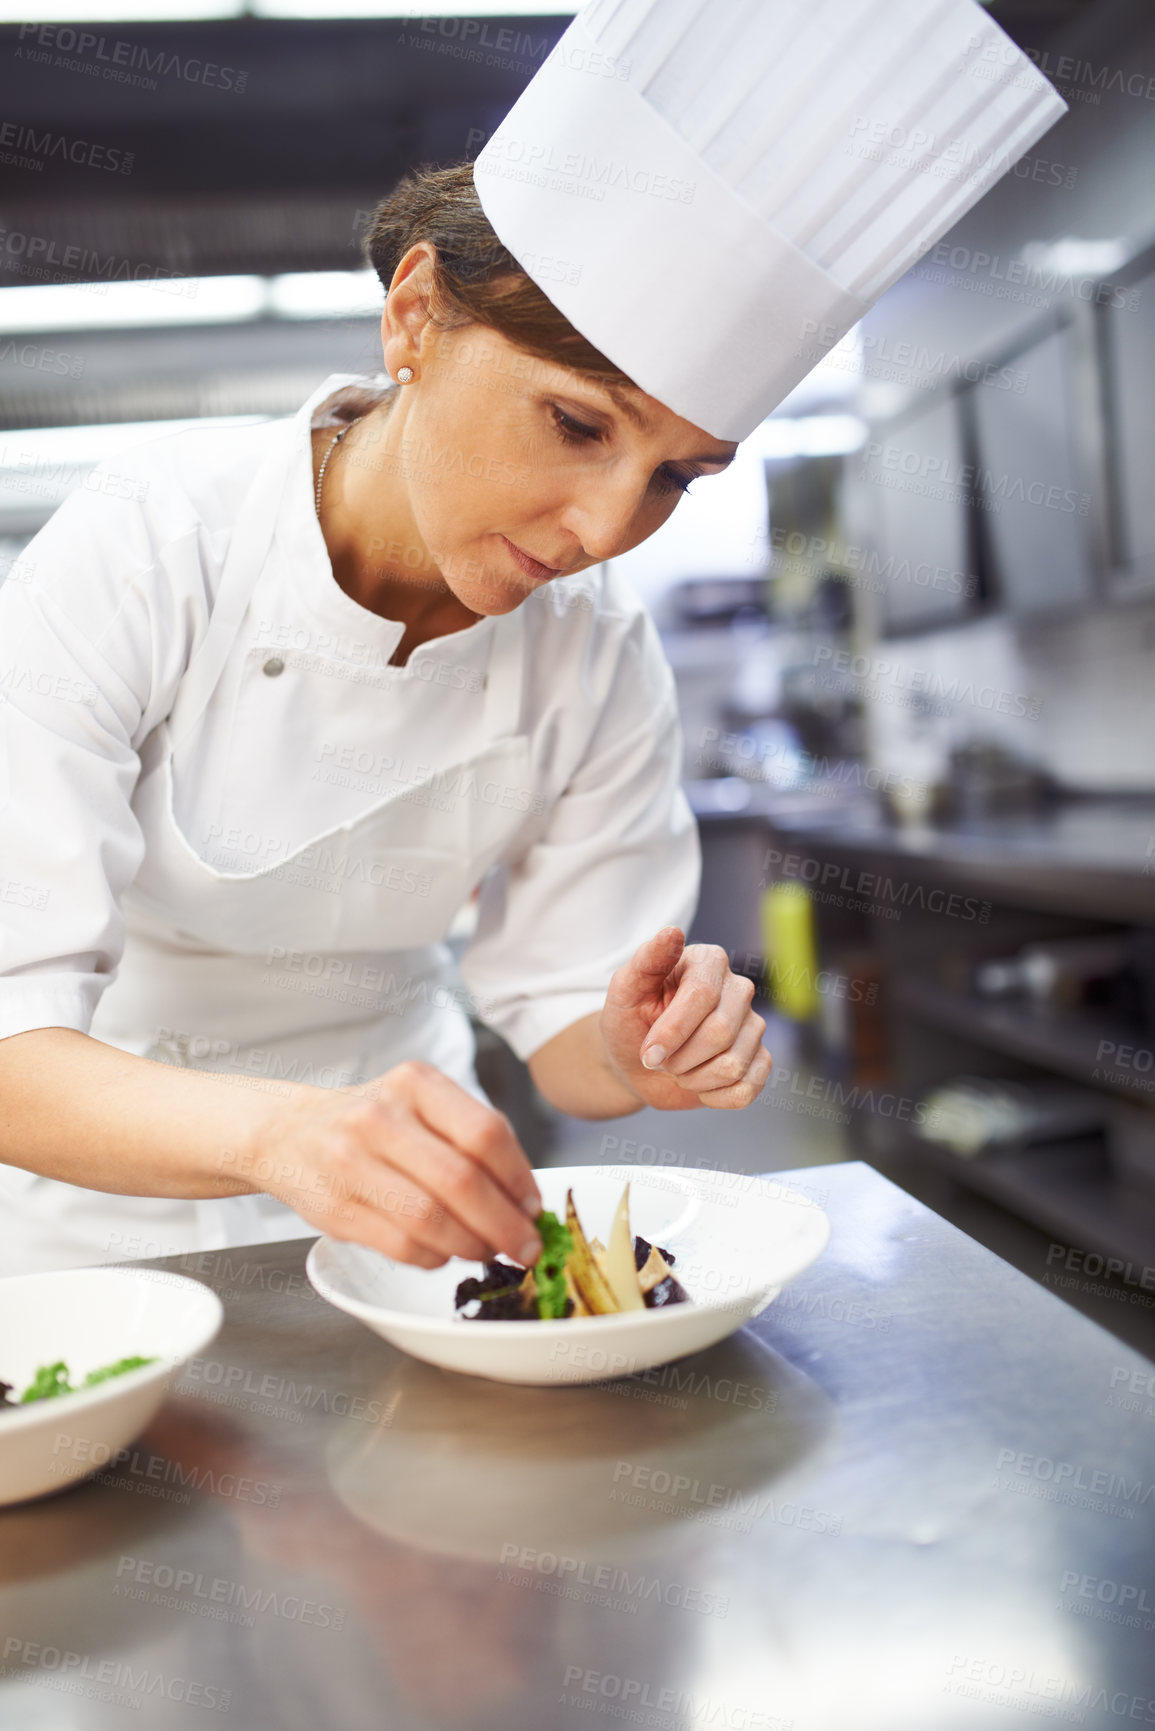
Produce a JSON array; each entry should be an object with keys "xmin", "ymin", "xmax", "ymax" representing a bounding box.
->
[
  {"xmin": 82, "ymin": 1355, "xmax": 156, "ymax": 1386},
  {"xmin": 20, "ymin": 1361, "xmax": 73, "ymax": 1402},
  {"xmin": 534, "ymin": 1210, "xmax": 574, "ymax": 1320},
  {"xmin": 17, "ymin": 1356, "xmax": 156, "ymax": 1403}
]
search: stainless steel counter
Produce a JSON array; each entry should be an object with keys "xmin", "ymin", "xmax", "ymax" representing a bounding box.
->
[{"xmin": 2, "ymin": 1161, "xmax": 1153, "ymax": 1731}]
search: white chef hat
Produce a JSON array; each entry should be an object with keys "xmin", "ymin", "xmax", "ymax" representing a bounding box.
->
[{"xmin": 472, "ymin": 0, "xmax": 1068, "ymax": 440}]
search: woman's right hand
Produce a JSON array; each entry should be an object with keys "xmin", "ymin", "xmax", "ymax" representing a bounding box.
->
[{"xmin": 227, "ymin": 1059, "xmax": 544, "ymax": 1269}]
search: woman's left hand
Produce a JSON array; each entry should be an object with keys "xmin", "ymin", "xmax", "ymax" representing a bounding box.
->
[{"xmin": 600, "ymin": 927, "xmax": 771, "ymax": 1111}]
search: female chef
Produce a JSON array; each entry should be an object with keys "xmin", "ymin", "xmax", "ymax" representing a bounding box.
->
[
  {"xmin": 0, "ymin": 0, "xmax": 1064, "ymax": 1276},
  {"xmin": 0, "ymin": 163, "xmax": 763, "ymax": 1277}
]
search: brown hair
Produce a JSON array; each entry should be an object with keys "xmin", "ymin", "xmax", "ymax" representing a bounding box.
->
[{"xmin": 361, "ymin": 162, "xmax": 637, "ymax": 393}]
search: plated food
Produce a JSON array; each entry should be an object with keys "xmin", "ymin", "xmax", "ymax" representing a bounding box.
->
[
  {"xmin": 1, "ymin": 1356, "xmax": 156, "ymax": 1409},
  {"xmin": 454, "ymin": 1186, "xmax": 688, "ymax": 1322},
  {"xmin": 307, "ymin": 1165, "xmax": 832, "ymax": 1387},
  {"xmin": 0, "ymin": 1266, "xmax": 223, "ymax": 1506}
]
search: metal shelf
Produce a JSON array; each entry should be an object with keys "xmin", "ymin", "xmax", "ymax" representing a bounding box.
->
[{"xmin": 894, "ymin": 976, "xmax": 1155, "ymax": 1105}]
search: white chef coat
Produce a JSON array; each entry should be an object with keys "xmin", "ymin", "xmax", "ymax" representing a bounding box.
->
[{"xmin": 0, "ymin": 372, "xmax": 700, "ymax": 1273}]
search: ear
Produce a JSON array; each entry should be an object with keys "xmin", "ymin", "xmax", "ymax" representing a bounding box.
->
[{"xmin": 379, "ymin": 240, "xmax": 437, "ymax": 379}]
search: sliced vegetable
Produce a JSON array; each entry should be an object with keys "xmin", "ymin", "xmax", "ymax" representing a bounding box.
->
[
  {"xmin": 565, "ymin": 1190, "xmax": 619, "ymax": 1315},
  {"xmin": 604, "ymin": 1185, "xmax": 645, "ymax": 1312},
  {"xmin": 647, "ymin": 1273, "xmax": 689, "ymax": 1308},
  {"xmin": 452, "ymin": 1194, "xmax": 690, "ymax": 1323}
]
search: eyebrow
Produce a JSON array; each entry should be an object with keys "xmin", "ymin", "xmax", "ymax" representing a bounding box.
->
[{"xmin": 593, "ymin": 381, "xmax": 738, "ymax": 467}]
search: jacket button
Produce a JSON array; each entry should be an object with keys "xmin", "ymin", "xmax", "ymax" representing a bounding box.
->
[{"xmin": 262, "ymin": 657, "xmax": 285, "ymax": 677}]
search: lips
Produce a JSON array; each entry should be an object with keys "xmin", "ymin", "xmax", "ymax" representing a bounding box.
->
[{"xmin": 501, "ymin": 536, "xmax": 566, "ymax": 580}]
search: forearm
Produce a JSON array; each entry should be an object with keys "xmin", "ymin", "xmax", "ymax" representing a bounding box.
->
[
  {"xmin": 526, "ymin": 1013, "xmax": 645, "ymax": 1119},
  {"xmin": 0, "ymin": 1027, "xmax": 303, "ymax": 1198}
]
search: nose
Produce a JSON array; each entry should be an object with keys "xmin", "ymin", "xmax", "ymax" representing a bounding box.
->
[{"xmin": 557, "ymin": 470, "xmax": 646, "ymax": 564}]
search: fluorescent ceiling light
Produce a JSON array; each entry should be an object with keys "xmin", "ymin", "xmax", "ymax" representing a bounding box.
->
[
  {"xmin": 6, "ymin": 0, "xmax": 580, "ymax": 14},
  {"xmin": 8, "ymin": 1, "xmax": 238, "ymax": 18},
  {"xmin": 747, "ymin": 415, "xmax": 869, "ymax": 459},
  {"xmin": 255, "ymin": 1, "xmax": 578, "ymax": 14},
  {"xmin": 0, "ymin": 414, "xmax": 269, "ymax": 469},
  {"xmin": 0, "ymin": 270, "xmax": 387, "ymax": 333},
  {"xmin": 0, "ymin": 275, "xmax": 267, "ymax": 332},
  {"xmin": 1020, "ymin": 236, "xmax": 1131, "ymax": 279},
  {"xmin": 0, "ymin": 414, "xmax": 270, "ymax": 518},
  {"xmin": 266, "ymin": 270, "xmax": 381, "ymax": 320}
]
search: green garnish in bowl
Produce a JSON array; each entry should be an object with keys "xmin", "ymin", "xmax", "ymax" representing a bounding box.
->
[
  {"xmin": 16, "ymin": 1356, "xmax": 157, "ymax": 1404},
  {"xmin": 533, "ymin": 1211, "xmax": 574, "ymax": 1320}
]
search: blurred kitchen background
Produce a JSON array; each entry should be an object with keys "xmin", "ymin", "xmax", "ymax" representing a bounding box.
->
[{"xmin": 2, "ymin": 0, "xmax": 1155, "ymax": 1354}]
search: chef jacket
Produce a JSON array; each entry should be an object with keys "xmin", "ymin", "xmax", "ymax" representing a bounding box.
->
[{"xmin": 0, "ymin": 372, "xmax": 699, "ymax": 1271}]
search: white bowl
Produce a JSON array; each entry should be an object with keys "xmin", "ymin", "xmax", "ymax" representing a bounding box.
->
[
  {"xmin": 307, "ymin": 1165, "xmax": 830, "ymax": 1386},
  {"xmin": 0, "ymin": 1266, "xmax": 224, "ymax": 1506}
]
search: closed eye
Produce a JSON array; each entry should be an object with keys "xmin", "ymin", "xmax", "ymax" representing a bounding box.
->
[{"xmin": 547, "ymin": 402, "xmax": 696, "ymax": 496}]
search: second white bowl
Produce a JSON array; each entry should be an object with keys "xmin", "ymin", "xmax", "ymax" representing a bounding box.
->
[{"xmin": 0, "ymin": 1265, "xmax": 224, "ymax": 1506}]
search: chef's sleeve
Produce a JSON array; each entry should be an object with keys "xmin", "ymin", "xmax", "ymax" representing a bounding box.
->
[
  {"xmin": 0, "ymin": 487, "xmax": 172, "ymax": 1040},
  {"xmin": 457, "ymin": 614, "xmax": 701, "ymax": 1061}
]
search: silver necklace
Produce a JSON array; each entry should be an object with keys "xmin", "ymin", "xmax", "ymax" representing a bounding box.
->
[{"xmin": 314, "ymin": 416, "xmax": 361, "ymax": 518}]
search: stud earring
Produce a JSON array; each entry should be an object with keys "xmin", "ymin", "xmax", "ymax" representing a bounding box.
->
[{"xmin": 396, "ymin": 366, "xmax": 414, "ymax": 384}]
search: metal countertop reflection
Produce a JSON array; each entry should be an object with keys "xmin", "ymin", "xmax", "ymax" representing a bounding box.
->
[{"xmin": 1, "ymin": 1161, "xmax": 1153, "ymax": 1731}]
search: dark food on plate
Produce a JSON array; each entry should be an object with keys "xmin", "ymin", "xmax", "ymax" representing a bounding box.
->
[
  {"xmin": 454, "ymin": 1185, "xmax": 689, "ymax": 1322},
  {"xmin": 0, "ymin": 1357, "xmax": 157, "ymax": 1410}
]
